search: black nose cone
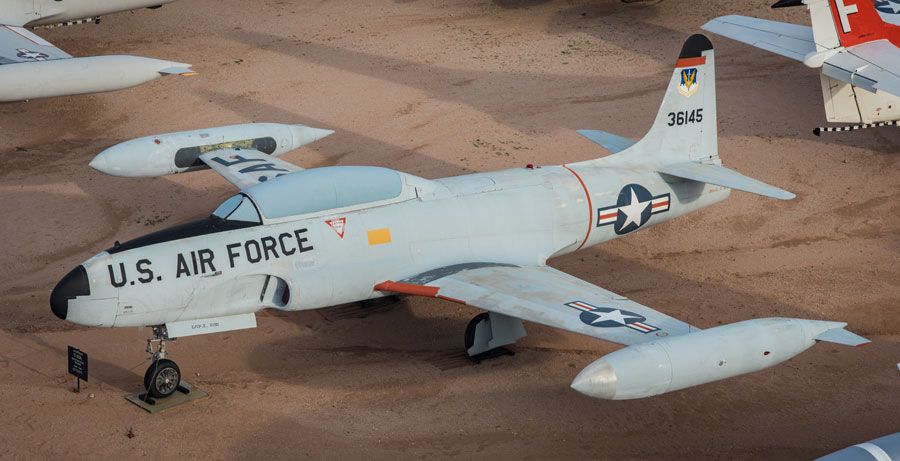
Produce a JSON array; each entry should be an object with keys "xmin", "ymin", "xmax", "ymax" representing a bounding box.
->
[{"xmin": 50, "ymin": 265, "xmax": 90, "ymax": 320}]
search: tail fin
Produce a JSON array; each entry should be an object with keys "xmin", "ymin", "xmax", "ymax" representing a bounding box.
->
[
  {"xmin": 574, "ymin": 34, "xmax": 795, "ymax": 200},
  {"xmin": 577, "ymin": 34, "xmax": 718, "ymax": 166},
  {"xmin": 779, "ymin": 0, "xmax": 900, "ymax": 50}
]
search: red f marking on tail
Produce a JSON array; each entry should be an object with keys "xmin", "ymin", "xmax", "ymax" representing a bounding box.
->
[{"xmin": 835, "ymin": 0, "xmax": 859, "ymax": 33}]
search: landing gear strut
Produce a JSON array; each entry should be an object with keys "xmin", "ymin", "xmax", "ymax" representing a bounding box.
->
[
  {"xmin": 143, "ymin": 326, "xmax": 185, "ymax": 399},
  {"xmin": 464, "ymin": 312, "xmax": 526, "ymax": 363}
]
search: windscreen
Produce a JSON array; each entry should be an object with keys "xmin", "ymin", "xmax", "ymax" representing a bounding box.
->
[{"xmin": 212, "ymin": 194, "xmax": 261, "ymax": 224}]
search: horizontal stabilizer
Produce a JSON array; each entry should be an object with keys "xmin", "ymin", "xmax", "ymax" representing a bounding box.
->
[
  {"xmin": 576, "ymin": 130, "xmax": 636, "ymax": 154},
  {"xmin": 702, "ymin": 15, "xmax": 816, "ymax": 62},
  {"xmin": 658, "ymin": 162, "xmax": 795, "ymax": 200},
  {"xmin": 159, "ymin": 66, "xmax": 197, "ymax": 76},
  {"xmin": 815, "ymin": 327, "xmax": 870, "ymax": 347}
]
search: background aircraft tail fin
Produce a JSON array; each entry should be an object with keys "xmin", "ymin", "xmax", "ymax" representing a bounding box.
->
[
  {"xmin": 822, "ymin": 0, "xmax": 895, "ymax": 48},
  {"xmin": 776, "ymin": 0, "xmax": 898, "ymax": 50}
]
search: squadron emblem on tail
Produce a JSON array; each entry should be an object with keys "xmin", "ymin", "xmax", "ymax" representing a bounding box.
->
[{"xmin": 678, "ymin": 68, "xmax": 699, "ymax": 97}]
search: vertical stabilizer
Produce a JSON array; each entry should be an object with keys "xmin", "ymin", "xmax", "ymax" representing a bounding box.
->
[{"xmin": 576, "ymin": 34, "xmax": 718, "ymax": 168}]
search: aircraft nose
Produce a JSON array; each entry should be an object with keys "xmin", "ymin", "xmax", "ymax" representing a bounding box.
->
[
  {"xmin": 50, "ymin": 266, "xmax": 90, "ymax": 320},
  {"xmin": 88, "ymin": 153, "xmax": 109, "ymax": 173},
  {"xmin": 570, "ymin": 358, "xmax": 618, "ymax": 399}
]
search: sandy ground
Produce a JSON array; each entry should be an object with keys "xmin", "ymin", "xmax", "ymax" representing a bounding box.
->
[{"xmin": 0, "ymin": 0, "xmax": 897, "ymax": 459}]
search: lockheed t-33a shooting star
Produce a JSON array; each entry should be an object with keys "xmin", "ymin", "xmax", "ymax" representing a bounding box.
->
[{"xmin": 52, "ymin": 35, "xmax": 868, "ymax": 400}]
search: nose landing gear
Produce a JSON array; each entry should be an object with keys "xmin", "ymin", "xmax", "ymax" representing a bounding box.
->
[{"xmin": 142, "ymin": 326, "xmax": 186, "ymax": 400}]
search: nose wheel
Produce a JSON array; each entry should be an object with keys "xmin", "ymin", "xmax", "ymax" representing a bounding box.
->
[
  {"xmin": 142, "ymin": 326, "xmax": 185, "ymax": 400},
  {"xmin": 144, "ymin": 358, "xmax": 181, "ymax": 398}
]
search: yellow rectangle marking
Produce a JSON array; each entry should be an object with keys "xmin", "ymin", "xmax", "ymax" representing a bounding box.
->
[{"xmin": 367, "ymin": 227, "xmax": 392, "ymax": 245}]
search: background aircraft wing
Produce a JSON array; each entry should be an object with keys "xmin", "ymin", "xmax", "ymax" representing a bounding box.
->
[
  {"xmin": 702, "ymin": 15, "xmax": 816, "ymax": 61},
  {"xmin": 0, "ymin": 25, "xmax": 70, "ymax": 64},
  {"xmin": 376, "ymin": 264, "xmax": 697, "ymax": 346},
  {"xmin": 199, "ymin": 148, "xmax": 302, "ymax": 190},
  {"xmin": 824, "ymin": 40, "xmax": 900, "ymax": 96}
]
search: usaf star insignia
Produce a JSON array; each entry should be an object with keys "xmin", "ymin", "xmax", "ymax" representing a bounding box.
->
[
  {"xmin": 596, "ymin": 184, "xmax": 670, "ymax": 235},
  {"xmin": 565, "ymin": 301, "xmax": 660, "ymax": 333},
  {"xmin": 16, "ymin": 48, "xmax": 49, "ymax": 61}
]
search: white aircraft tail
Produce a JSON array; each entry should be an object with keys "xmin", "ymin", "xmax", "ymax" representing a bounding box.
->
[
  {"xmin": 573, "ymin": 34, "xmax": 794, "ymax": 200},
  {"xmin": 576, "ymin": 34, "xmax": 718, "ymax": 166}
]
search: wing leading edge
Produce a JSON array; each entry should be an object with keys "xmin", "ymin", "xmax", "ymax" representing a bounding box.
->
[{"xmin": 376, "ymin": 264, "xmax": 697, "ymax": 347}]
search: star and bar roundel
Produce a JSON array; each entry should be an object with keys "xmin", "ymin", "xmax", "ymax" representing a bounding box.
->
[
  {"xmin": 565, "ymin": 301, "xmax": 660, "ymax": 334},
  {"xmin": 597, "ymin": 184, "xmax": 670, "ymax": 235}
]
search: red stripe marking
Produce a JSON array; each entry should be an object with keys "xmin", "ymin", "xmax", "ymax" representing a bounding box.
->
[
  {"xmin": 632, "ymin": 323, "xmax": 652, "ymax": 331},
  {"xmin": 675, "ymin": 56, "xmax": 706, "ymax": 68},
  {"xmin": 570, "ymin": 302, "xmax": 593, "ymax": 311},
  {"xmin": 563, "ymin": 165, "xmax": 593, "ymax": 250},
  {"xmin": 374, "ymin": 281, "xmax": 467, "ymax": 305},
  {"xmin": 651, "ymin": 202, "xmax": 668, "ymax": 209},
  {"xmin": 599, "ymin": 212, "xmax": 618, "ymax": 220},
  {"xmin": 374, "ymin": 281, "xmax": 439, "ymax": 297}
]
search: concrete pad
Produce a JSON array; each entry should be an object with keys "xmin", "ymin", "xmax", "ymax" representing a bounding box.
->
[{"xmin": 124, "ymin": 382, "xmax": 208, "ymax": 413}]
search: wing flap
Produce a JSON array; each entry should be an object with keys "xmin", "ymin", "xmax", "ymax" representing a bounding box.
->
[
  {"xmin": 378, "ymin": 264, "xmax": 696, "ymax": 346},
  {"xmin": 199, "ymin": 148, "xmax": 302, "ymax": 190},
  {"xmin": 702, "ymin": 15, "xmax": 816, "ymax": 61},
  {"xmin": 658, "ymin": 162, "xmax": 795, "ymax": 200}
]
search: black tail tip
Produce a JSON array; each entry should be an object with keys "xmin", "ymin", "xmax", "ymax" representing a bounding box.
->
[
  {"xmin": 679, "ymin": 34, "xmax": 714, "ymax": 60},
  {"xmin": 772, "ymin": 0, "xmax": 804, "ymax": 9}
]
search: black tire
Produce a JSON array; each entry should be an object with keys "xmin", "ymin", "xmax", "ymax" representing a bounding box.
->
[
  {"xmin": 464, "ymin": 312, "xmax": 490, "ymax": 350},
  {"xmin": 144, "ymin": 359, "xmax": 181, "ymax": 399}
]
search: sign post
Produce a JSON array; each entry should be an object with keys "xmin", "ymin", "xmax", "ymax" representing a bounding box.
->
[{"xmin": 67, "ymin": 346, "xmax": 88, "ymax": 393}]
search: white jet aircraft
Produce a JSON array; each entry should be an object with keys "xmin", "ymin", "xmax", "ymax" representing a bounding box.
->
[
  {"xmin": 55, "ymin": 35, "xmax": 869, "ymax": 401},
  {"xmin": 0, "ymin": 0, "xmax": 193, "ymax": 102},
  {"xmin": 703, "ymin": 0, "xmax": 900, "ymax": 134}
]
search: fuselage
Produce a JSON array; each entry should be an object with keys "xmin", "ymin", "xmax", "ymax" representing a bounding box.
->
[
  {"xmin": 0, "ymin": 0, "xmax": 175, "ymax": 27},
  {"xmin": 52, "ymin": 163, "xmax": 729, "ymax": 327}
]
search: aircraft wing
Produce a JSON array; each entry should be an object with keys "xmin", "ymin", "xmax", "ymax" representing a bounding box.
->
[
  {"xmin": 199, "ymin": 148, "xmax": 302, "ymax": 190},
  {"xmin": 376, "ymin": 264, "xmax": 697, "ymax": 346},
  {"xmin": 0, "ymin": 22, "xmax": 193, "ymax": 102},
  {"xmin": 824, "ymin": 40, "xmax": 900, "ymax": 97},
  {"xmin": 0, "ymin": 25, "xmax": 71, "ymax": 64},
  {"xmin": 702, "ymin": 15, "xmax": 816, "ymax": 61}
]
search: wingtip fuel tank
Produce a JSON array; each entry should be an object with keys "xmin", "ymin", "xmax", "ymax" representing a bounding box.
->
[
  {"xmin": 0, "ymin": 55, "xmax": 194, "ymax": 103},
  {"xmin": 571, "ymin": 318, "xmax": 869, "ymax": 400},
  {"xmin": 90, "ymin": 123, "xmax": 334, "ymax": 177}
]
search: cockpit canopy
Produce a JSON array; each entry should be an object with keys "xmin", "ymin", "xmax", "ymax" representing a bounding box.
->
[
  {"xmin": 242, "ymin": 166, "xmax": 405, "ymax": 220},
  {"xmin": 212, "ymin": 194, "xmax": 262, "ymax": 224}
]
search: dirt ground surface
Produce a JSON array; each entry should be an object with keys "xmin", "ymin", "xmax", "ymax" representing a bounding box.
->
[{"xmin": 0, "ymin": 0, "xmax": 897, "ymax": 459}]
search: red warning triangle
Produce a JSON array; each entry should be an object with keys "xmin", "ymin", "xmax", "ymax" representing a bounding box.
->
[{"xmin": 325, "ymin": 217, "xmax": 346, "ymax": 238}]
